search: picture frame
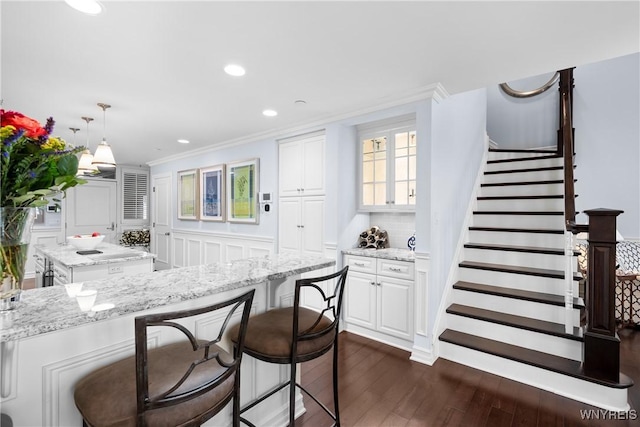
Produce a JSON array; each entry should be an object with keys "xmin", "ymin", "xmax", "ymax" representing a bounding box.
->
[
  {"xmin": 199, "ymin": 164, "xmax": 225, "ymax": 222},
  {"xmin": 177, "ymin": 169, "xmax": 199, "ymax": 220},
  {"xmin": 227, "ymin": 158, "xmax": 259, "ymax": 224}
]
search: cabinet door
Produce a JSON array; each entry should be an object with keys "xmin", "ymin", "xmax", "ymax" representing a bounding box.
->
[
  {"xmin": 301, "ymin": 136, "xmax": 325, "ymax": 196},
  {"xmin": 279, "ymin": 140, "xmax": 303, "ymax": 197},
  {"xmin": 343, "ymin": 271, "xmax": 376, "ymax": 330},
  {"xmin": 377, "ymin": 276, "xmax": 414, "ymax": 340},
  {"xmin": 278, "ymin": 198, "xmax": 301, "ymax": 254},
  {"xmin": 300, "ymin": 197, "xmax": 324, "ymax": 257}
]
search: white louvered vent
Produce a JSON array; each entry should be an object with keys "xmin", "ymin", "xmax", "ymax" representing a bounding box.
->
[{"xmin": 123, "ymin": 171, "xmax": 148, "ymax": 220}]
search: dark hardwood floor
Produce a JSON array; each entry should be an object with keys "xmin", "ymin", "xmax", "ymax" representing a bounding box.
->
[{"xmin": 298, "ymin": 330, "xmax": 640, "ymax": 427}]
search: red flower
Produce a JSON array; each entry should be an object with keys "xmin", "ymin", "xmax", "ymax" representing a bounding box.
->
[{"xmin": 0, "ymin": 109, "xmax": 47, "ymax": 138}]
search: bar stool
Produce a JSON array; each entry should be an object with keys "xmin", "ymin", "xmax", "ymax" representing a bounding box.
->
[
  {"xmin": 74, "ymin": 290, "xmax": 254, "ymax": 427},
  {"xmin": 230, "ymin": 266, "xmax": 349, "ymax": 427}
]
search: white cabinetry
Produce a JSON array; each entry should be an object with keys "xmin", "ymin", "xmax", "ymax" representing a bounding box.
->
[
  {"xmin": 278, "ymin": 197, "xmax": 325, "ymax": 257},
  {"xmin": 343, "ymin": 254, "xmax": 414, "ymax": 350},
  {"xmin": 26, "ymin": 229, "xmax": 63, "ymax": 283},
  {"xmin": 278, "ymin": 133, "xmax": 325, "ymax": 197}
]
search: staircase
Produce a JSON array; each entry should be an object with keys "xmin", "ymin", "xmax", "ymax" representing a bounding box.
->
[{"xmin": 438, "ymin": 148, "xmax": 632, "ymax": 411}]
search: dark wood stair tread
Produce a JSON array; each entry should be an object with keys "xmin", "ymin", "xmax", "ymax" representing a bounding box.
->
[
  {"xmin": 463, "ymin": 242, "xmax": 579, "ymax": 256},
  {"xmin": 468, "ymin": 226, "xmax": 564, "ymax": 234},
  {"xmin": 453, "ymin": 281, "xmax": 584, "ymax": 308},
  {"xmin": 439, "ymin": 329, "xmax": 633, "ymax": 389},
  {"xmin": 459, "ymin": 261, "xmax": 582, "ymax": 281},
  {"xmin": 488, "ymin": 148, "xmax": 558, "ymax": 153},
  {"xmin": 473, "ymin": 210, "xmax": 565, "ymax": 215},
  {"xmin": 446, "ymin": 303, "xmax": 583, "ymax": 340},
  {"xmin": 487, "ymin": 154, "xmax": 561, "ymax": 164},
  {"xmin": 477, "ymin": 194, "xmax": 573, "ymax": 200},
  {"xmin": 484, "ymin": 165, "xmax": 568, "ymax": 175},
  {"xmin": 481, "ymin": 179, "xmax": 573, "ymax": 187}
]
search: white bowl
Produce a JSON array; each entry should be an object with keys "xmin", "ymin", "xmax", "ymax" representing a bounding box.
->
[{"xmin": 67, "ymin": 235, "xmax": 106, "ymax": 251}]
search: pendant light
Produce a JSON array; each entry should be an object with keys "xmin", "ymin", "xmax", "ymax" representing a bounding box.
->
[
  {"xmin": 92, "ymin": 102, "xmax": 116, "ymax": 168},
  {"xmin": 77, "ymin": 117, "xmax": 99, "ymax": 174}
]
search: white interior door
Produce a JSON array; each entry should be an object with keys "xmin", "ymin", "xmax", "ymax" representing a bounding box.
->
[
  {"xmin": 65, "ymin": 179, "xmax": 117, "ymax": 243},
  {"xmin": 151, "ymin": 173, "xmax": 172, "ymax": 270}
]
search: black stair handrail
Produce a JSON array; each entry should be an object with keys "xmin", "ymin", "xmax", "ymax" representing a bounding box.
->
[{"xmin": 557, "ymin": 68, "xmax": 587, "ymax": 234}]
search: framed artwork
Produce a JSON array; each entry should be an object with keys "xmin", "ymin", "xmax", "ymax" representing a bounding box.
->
[
  {"xmin": 199, "ymin": 164, "xmax": 225, "ymax": 221},
  {"xmin": 227, "ymin": 158, "xmax": 259, "ymax": 224},
  {"xmin": 177, "ymin": 169, "xmax": 198, "ymax": 220}
]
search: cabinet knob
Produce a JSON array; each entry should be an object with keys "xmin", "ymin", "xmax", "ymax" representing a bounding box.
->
[
  {"xmin": 377, "ymin": 282, "xmax": 381, "ymax": 286},
  {"xmin": 370, "ymin": 281, "xmax": 375, "ymax": 286},
  {"xmin": 165, "ymin": 232, "xmax": 171, "ymax": 236}
]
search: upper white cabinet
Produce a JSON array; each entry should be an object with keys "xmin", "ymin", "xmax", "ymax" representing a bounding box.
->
[
  {"xmin": 279, "ymin": 133, "xmax": 325, "ymax": 197},
  {"xmin": 358, "ymin": 115, "xmax": 416, "ymax": 212}
]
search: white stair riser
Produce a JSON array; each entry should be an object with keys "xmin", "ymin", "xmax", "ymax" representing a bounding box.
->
[
  {"xmin": 487, "ymin": 151, "xmax": 556, "ymax": 161},
  {"xmin": 468, "ymin": 230, "xmax": 565, "ymax": 247},
  {"xmin": 472, "ymin": 214, "xmax": 564, "ymax": 229},
  {"xmin": 437, "ymin": 342, "xmax": 629, "ymax": 411},
  {"xmin": 480, "ymin": 183, "xmax": 565, "ymax": 197},
  {"xmin": 486, "ymin": 157, "xmax": 563, "ymax": 172},
  {"xmin": 483, "ymin": 169, "xmax": 564, "ymax": 184},
  {"xmin": 462, "ymin": 248, "xmax": 575, "ymax": 272},
  {"xmin": 476, "ymin": 198, "xmax": 564, "ymax": 211},
  {"xmin": 445, "ymin": 314, "xmax": 582, "ymax": 360},
  {"xmin": 456, "ymin": 268, "xmax": 578, "ymax": 295},
  {"xmin": 451, "ymin": 289, "xmax": 580, "ymax": 325}
]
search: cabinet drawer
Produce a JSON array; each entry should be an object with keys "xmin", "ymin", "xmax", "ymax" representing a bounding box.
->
[
  {"xmin": 344, "ymin": 255, "xmax": 376, "ymax": 274},
  {"xmin": 377, "ymin": 259, "xmax": 414, "ymax": 281},
  {"xmin": 53, "ymin": 264, "xmax": 71, "ymax": 283}
]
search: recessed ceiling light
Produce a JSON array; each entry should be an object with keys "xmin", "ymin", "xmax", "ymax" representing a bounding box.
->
[
  {"xmin": 65, "ymin": 0, "xmax": 103, "ymax": 15},
  {"xmin": 177, "ymin": 139, "xmax": 190, "ymax": 144},
  {"xmin": 262, "ymin": 109, "xmax": 278, "ymax": 117},
  {"xmin": 224, "ymin": 64, "xmax": 246, "ymax": 77}
]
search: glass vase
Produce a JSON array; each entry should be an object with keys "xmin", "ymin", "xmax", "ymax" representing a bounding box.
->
[{"xmin": 0, "ymin": 207, "xmax": 36, "ymax": 311}]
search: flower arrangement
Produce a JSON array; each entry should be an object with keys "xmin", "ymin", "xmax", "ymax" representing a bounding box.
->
[
  {"xmin": 1, "ymin": 109, "xmax": 87, "ymax": 308},
  {"xmin": 1, "ymin": 110, "xmax": 86, "ymax": 208}
]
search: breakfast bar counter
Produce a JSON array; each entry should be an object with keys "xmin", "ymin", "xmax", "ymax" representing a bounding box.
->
[{"xmin": 0, "ymin": 254, "xmax": 336, "ymax": 426}]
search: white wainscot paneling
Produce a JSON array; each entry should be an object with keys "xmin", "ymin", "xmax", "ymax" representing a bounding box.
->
[
  {"xmin": 172, "ymin": 230, "xmax": 275, "ymax": 267},
  {"xmin": 173, "ymin": 236, "xmax": 186, "ymax": 268}
]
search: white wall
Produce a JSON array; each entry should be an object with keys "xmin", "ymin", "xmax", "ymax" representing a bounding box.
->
[
  {"xmin": 573, "ymin": 53, "xmax": 640, "ymax": 239},
  {"xmin": 486, "ymin": 53, "xmax": 640, "ymax": 238},
  {"xmin": 429, "ymin": 88, "xmax": 487, "ymax": 344},
  {"xmin": 150, "ymin": 138, "xmax": 278, "ymax": 239}
]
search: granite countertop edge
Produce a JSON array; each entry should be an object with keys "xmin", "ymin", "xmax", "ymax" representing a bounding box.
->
[
  {"xmin": 36, "ymin": 242, "xmax": 157, "ymax": 268},
  {"xmin": 342, "ymin": 248, "xmax": 415, "ymax": 262},
  {"xmin": 1, "ymin": 255, "xmax": 336, "ymax": 342}
]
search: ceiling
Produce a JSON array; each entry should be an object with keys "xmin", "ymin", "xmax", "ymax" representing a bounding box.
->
[{"xmin": 2, "ymin": 1, "xmax": 638, "ymax": 166}]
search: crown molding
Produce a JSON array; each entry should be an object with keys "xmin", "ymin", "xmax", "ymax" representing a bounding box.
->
[{"xmin": 147, "ymin": 82, "xmax": 450, "ymax": 167}]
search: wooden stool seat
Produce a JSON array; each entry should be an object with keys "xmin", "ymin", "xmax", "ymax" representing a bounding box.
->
[
  {"xmin": 74, "ymin": 342, "xmax": 235, "ymax": 427},
  {"xmin": 229, "ymin": 307, "xmax": 334, "ymax": 363},
  {"xmin": 73, "ymin": 290, "xmax": 255, "ymax": 427},
  {"xmin": 230, "ymin": 267, "xmax": 349, "ymax": 427}
]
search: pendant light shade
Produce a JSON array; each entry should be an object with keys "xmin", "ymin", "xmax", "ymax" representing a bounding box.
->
[
  {"xmin": 77, "ymin": 117, "xmax": 99, "ymax": 174},
  {"xmin": 92, "ymin": 102, "xmax": 116, "ymax": 168}
]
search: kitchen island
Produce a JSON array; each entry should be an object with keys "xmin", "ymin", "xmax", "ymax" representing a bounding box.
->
[
  {"xmin": 34, "ymin": 241, "xmax": 156, "ymax": 287},
  {"xmin": 0, "ymin": 254, "xmax": 335, "ymax": 426}
]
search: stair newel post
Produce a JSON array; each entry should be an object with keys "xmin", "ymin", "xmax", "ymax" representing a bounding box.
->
[
  {"xmin": 582, "ymin": 208, "xmax": 623, "ymax": 382},
  {"xmin": 564, "ymin": 231, "xmax": 575, "ymax": 334}
]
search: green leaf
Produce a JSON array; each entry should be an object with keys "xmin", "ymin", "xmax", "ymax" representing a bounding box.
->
[{"xmin": 57, "ymin": 155, "xmax": 79, "ymax": 176}]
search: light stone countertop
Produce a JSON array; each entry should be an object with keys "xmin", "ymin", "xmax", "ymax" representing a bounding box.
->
[
  {"xmin": 35, "ymin": 242, "xmax": 156, "ymax": 268},
  {"xmin": 342, "ymin": 248, "xmax": 415, "ymax": 262},
  {"xmin": 0, "ymin": 254, "xmax": 335, "ymax": 342}
]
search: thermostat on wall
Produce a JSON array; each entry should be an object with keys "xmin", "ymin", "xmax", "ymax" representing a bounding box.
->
[{"xmin": 259, "ymin": 192, "xmax": 272, "ymax": 203}]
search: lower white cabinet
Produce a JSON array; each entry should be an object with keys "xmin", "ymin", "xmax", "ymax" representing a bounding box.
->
[
  {"xmin": 343, "ymin": 254, "xmax": 414, "ymax": 350},
  {"xmin": 278, "ymin": 196, "xmax": 324, "ymax": 257}
]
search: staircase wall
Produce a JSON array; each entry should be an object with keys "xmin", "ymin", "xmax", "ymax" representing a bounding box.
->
[{"xmin": 427, "ymin": 87, "xmax": 487, "ymax": 345}]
